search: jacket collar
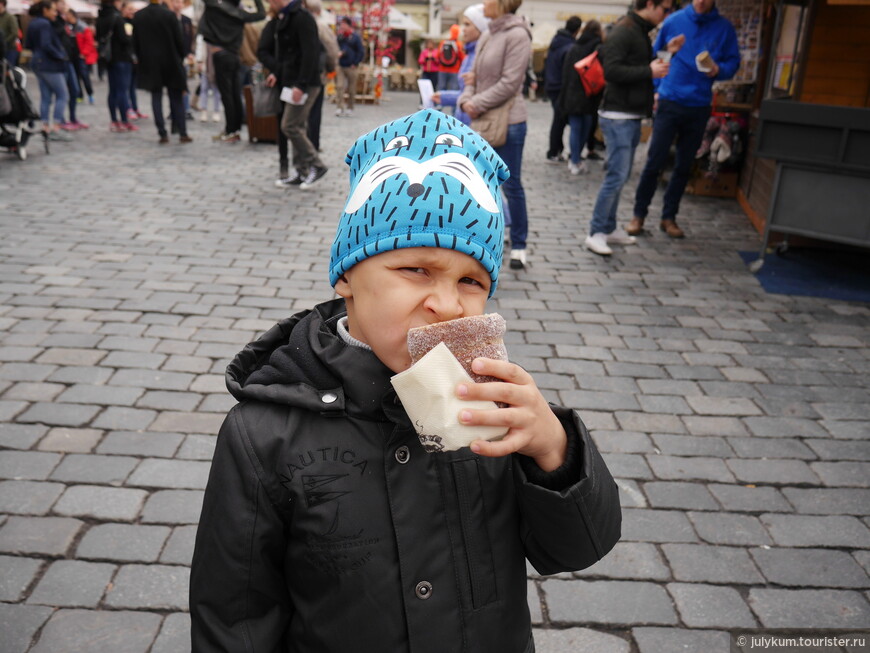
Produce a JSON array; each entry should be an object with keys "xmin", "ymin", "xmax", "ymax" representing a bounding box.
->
[
  {"xmin": 628, "ymin": 10, "xmax": 657, "ymax": 34},
  {"xmin": 686, "ymin": 3, "xmax": 721, "ymax": 23},
  {"xmin": 489, "ymin": 13, "xmax": 528, "ymax": 35},
  {"xmin": 227, "ymin": 299, "xmax": 397, "ymax": 421}
]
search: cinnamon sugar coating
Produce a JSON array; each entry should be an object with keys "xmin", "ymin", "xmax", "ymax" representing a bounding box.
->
[{"xmin": 407, "ymin": 314, "xmax": 508, "ymax": 384}]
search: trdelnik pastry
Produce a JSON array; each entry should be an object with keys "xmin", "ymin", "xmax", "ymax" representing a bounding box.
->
[
  {"xmin": 392, "ymin": 314, "xmax": 511, "ymax": 453},
  {"xmin": 407, "ymin": 313, "xmax": 508, "ymax": 383}
]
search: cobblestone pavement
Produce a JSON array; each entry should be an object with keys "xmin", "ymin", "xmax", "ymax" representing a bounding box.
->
[{"xmin": 1, "ymin": 79, "xmax": 869, "ymax": 653}]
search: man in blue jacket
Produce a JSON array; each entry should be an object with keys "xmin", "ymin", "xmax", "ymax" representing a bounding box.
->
[
  {"xmin": 628, "ymin": 0, "xmax": 740, "ymax": 239},
  {"xmin": 335, "ymin": 16, "xmax": 363, "ymax": 117}
]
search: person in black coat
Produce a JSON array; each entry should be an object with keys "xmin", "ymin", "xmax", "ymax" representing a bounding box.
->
[
  {"xmin": 558, "ymin": 20, "xmax": 603, "ymax": 175},
  {"xmin": 256, "ymin": 15, "xmax": 290, "ymax": 182},
  {"xmin": 543, "ymin": 16, "xmax": 580, "ymax": 163},
  {"xmin": 132, "ymin": 0, "xmax": 190, "ymax": 143},
  {"xmin": 264, "ymin": 0, "xmax": 326, "ymax": 189},
  {"xmin": 97, "ymin": 0, "xmax": 137, "ymax": 130},
  {"xmin": 198, "ymin": 0, "xmax": 265, "ymax": 141}
]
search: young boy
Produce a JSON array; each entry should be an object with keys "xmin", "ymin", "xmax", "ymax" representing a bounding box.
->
[{"xmin": 190, "ymin": 109, "xmax": 621, "ymax": 652}]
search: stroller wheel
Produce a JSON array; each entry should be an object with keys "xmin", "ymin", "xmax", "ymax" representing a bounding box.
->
[{"xmin": 17, "ymin": 147, "xmax": 27, "ymax": 161}]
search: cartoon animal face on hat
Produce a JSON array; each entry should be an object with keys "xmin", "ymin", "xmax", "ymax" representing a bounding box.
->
[{"xmin": 329, "ymin": 109, "xmax": 509, "ymax": 296}]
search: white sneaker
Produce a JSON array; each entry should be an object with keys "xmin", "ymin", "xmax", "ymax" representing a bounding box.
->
[
  {"xmin": 568, "ymin": 161, "xmax": 588, "ymax": 175},
  {"xmin": 606, "ymin": 226, "xmax": 638, "ymax": 245},
  {"xmin": 509, "ymin": 249, "xmax": 527, "ymax": 269},
  {"xmin": 212, "ymin": 112, "xmax": 222, "ymax": 123},
  {"xmin": 199, "ymin": 111, "xmax": 208, "ymax": 122},
  {"xmin": 275, "ymin": 171, "xmax": 302, "ymax": 188},
  {"xmin": 335, "ymin": 108, "xmax": 344, "ymax": 117},
  {"xmin": 585, "ymin": 233, "xmax": 613, "ymax": 256},
  {"xmin": 300, "ymin": 166, "xmax": 328, "ymax": 189},
  {"xmin": 345, "ymin": 109, "xmax": 354, "ymax": 117}
]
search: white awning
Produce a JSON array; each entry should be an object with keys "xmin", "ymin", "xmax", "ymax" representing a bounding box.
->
[
  {"xmin": 386, "ymin": 7, "xmax": 422, "ymax": 32},
  {"xmin": 6, "ymin": 0, "xmax": 31, "ymax": 14},
  {"xmin": 67, "ymin": 0, "xmax": 98, "ymax": 18}
]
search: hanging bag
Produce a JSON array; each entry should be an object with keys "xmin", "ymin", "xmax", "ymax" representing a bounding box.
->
[
  {"xmin": 252, "ymin": 27, "xmax": 281, "ymax": 117},
  {"xmin": 0, "ymin": 61, "xmax": 13, "ymax": 118},
  {"xmin": 573, "ymin": 50, "xmax": 605, "ymax": 97},
  {"xmin": 469, "ymin": 33, "xmax": 514, "ymax": 148},
  {"xmin": 97, "ymin": 18, "xmax": 114, "ymax": 63}
]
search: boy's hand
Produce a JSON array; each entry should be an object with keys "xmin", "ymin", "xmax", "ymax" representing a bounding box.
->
[{"xmin": 456, "ymin": 358, "xmax": 568, "ymax": 472}]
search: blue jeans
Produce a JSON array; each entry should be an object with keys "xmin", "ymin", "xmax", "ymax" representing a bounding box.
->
[
  {"xmin": 568, "ymin": 114, "xmax": 594, "ymax": 165},
  {"xmin": 494, "ymin": 122, "xmax": 528, "ymax": 250},
  {"xmin": 590, "ymin": 117, "xmax": 641, "ymax": 236},
  {"xmin": 107, "ymin": 61, "xmax": 131, "ymax": 122},
  {"xmin": 129, "ymin": 68, "xmax": 139, "ymax": 112},
  {"xmin": 437, "ymin": 71, "xmax": 459, "ymax": 91},
  {"xmin": 64, "ymin": 62, "xmax": 79, "ymax": 122},
  {"xmin": 35, "ymin": 70, "xmax": 68, "ymax": 125},
  {"xmin": 633, "ymin": 99, "xmax": 711, "ymax": 224},
  {"xmin": 76, "ymin": 58, "xmax": 94, "ymax": 97}
]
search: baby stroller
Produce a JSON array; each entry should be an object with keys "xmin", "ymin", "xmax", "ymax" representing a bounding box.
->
[{"xmin": 1, "ymin": 64, "xmax": 46, "ymax": 161}]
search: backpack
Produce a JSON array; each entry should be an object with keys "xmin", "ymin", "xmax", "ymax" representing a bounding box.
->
[
  {"xmin": 573, "ymin": 50, "xmax": 605, "ymax": 96},
  {"xmin": 438, "ymin": 40, "xmax": 459, "ymax": 68}
]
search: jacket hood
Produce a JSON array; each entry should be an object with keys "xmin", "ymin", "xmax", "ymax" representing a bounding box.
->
[
  {"xmin": 686, "ymin": 4, "xmax": 721, "ymax": 24},
  {"xmin": 226, "ymin": 298, "xmax": 397, "ymax": 419},
  {"xmin": 490, "ymin": 13, "xmax": 531, "ymax": 38},
  {"xmin": 449, "ymin": 23, "xmax": 461, "ymax": 39},
  {"xmin": 550, "ymin": 28, "xmax": 575, "ymax": 49},
  {"xmin": 576, "ymin": 30, "xmax": 601, "ymax": 48}
]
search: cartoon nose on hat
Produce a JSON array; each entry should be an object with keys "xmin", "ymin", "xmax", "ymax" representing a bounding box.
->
[{"xmin": 407, "ymin": 183, "xmax": 425, "ymax": 198}]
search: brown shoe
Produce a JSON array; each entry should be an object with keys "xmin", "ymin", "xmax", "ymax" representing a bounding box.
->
[
  {"xmin": 179, "ymin": 135, "xmax": 193, "ymax": 144},
  {"xmin": 660, "ymin": 220, "xmax": 685, "ymax": 238},
  {"xmin": 158, "ymin": 135, "xmax": 170, "ymax": 144},
  {"xmin": 626, "ymin": 217, "xmax": 645, "ymax": 235}
]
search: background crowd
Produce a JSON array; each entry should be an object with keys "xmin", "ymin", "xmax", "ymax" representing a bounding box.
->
[{"xmin": 2, "ymin": 0, "xmax": 740, "ymax": 267}]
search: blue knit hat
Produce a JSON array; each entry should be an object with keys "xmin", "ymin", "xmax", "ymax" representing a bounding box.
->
[{"xmin": 329, "ymin": 109, "xmax": 509, "ymax": 296}]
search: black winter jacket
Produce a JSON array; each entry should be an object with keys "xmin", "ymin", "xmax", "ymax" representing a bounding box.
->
[
  {"xmin": 598, "ymin": 11, "xmax": 656, "ymax": 116},
  {"xmin": 274, "ymin": 1, "xmax": 321, "ymax": 91},
  {"xmin": 198, "ymin": 0, "xmax": 265, "ymax": 54},
  {"xmin": 132, "ymin": 3, "xmax": 186, "ymax": 92},
  {"xmin": 558, "ymin": 32, "xmax": 602, "ymax": 117},
  {"xmin": 96, "ymin": 4, "xmax": 133, "ymax": 65},
  {"xmin": 543, "ymin": 28, "xmax": 576, "ymax": 93},
  {"xmin": 190, "ymin": 299, "xmax": 621, "ymax": 653}
]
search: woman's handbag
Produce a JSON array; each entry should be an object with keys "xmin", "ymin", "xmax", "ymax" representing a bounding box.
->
[
  {"xmin": 467, "ymin": 32, "xmax": 515, "ymax": 148},
  {"xmin": 252, "ymin": 82, "xmax": 281, "ymax": 117},
  {"xmin": 470, "ymin": 98, "xmax": 513, "ymax": 148}
]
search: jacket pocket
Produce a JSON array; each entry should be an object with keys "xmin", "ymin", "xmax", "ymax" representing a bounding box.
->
[{"xmin": 451, "ymin": 458, "xmax": 498, "ymax": 609}]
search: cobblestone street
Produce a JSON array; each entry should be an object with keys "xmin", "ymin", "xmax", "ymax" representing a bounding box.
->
[{"xmin": 1, "ymin": 80, "xmax": 869, "ymax": 652}]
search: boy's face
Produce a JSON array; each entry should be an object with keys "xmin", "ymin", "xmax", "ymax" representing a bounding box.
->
[{"xmin": 335, "ymin": 247, "xmax": 491, "ymax": 373}]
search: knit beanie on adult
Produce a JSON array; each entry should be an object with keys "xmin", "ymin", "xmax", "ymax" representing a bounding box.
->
[
  {"xmin": 328, "ymin": 109, "xmax": 509, "ymax": 296},
  {"xmin": 463, "ymin": 4, "xmax": 489, "ymax": 34}
]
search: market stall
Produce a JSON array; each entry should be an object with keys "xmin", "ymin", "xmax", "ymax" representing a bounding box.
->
[{"xmin": 738, "ymin": 0, "xmax": 870, "ymax": 237}]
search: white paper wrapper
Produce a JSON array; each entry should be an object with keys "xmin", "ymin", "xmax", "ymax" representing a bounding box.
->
[
  {"xmin": 695, "ymin": 51, "xmax": 714, "ymax": 73},
  {"xmin": 391, "ymin": 342, "xmax": 509, "ymax": 453}
]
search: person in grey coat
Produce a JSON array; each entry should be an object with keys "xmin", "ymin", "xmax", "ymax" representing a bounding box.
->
[{"xmin": 132, "ymin": 0, "xmax": 190, "ymax": 143}]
